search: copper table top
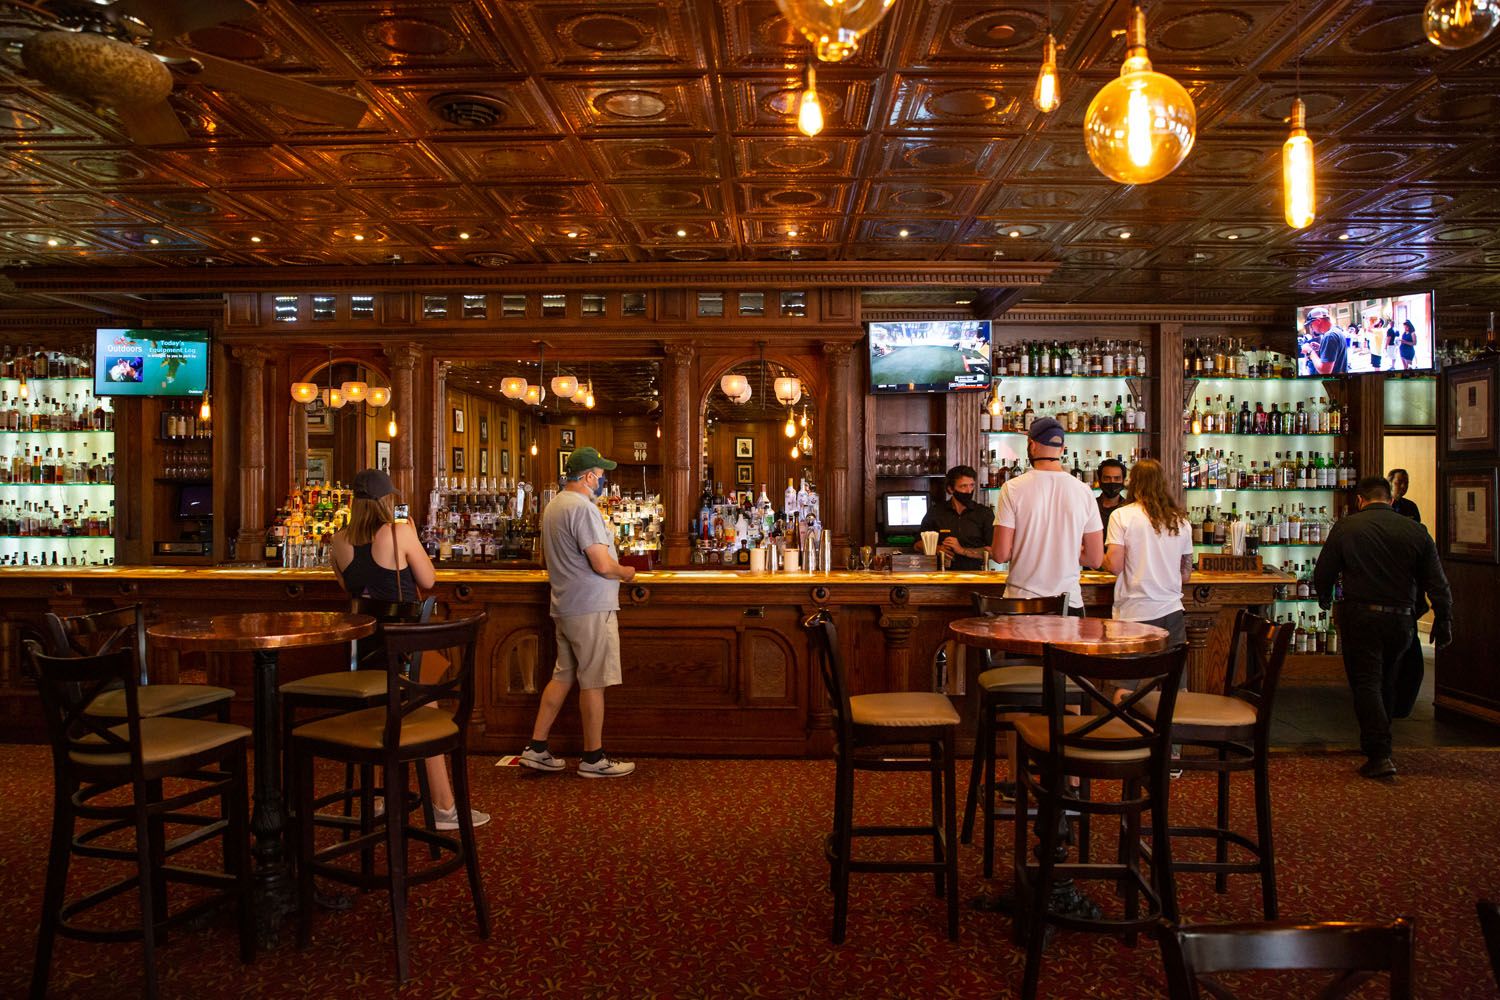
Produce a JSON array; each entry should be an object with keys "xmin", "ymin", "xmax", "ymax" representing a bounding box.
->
[
  {"xmin": 147, "ymin": 611, "xmax": 376, "ymax": 653},
  {"xmin": 947, "ymin": 615, "xmax": 1169, "ymax": 656}
]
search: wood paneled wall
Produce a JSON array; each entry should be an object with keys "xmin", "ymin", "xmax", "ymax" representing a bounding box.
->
[{"xmin": 444, "ymin": 386, "xmax": 523, "ymax": 484}]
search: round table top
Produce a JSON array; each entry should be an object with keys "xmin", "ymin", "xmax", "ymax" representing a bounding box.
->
[
  {"xmin": 947, "ymin": 614, "xmax": 1169, "ymax": 656},
  {"xmin": 147, "ymin": 611, "xmax": 376, "ymax": 653}
]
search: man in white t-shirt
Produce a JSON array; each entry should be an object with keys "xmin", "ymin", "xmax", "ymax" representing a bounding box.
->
[{"xmin": 991, "ymin": 417, "xmax": 1104, "ymax": 612}]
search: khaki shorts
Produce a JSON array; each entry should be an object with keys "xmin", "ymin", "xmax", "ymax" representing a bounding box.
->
[{"xmin": 552, "ymin": 611, "xmax": 622, "ymax": 690}]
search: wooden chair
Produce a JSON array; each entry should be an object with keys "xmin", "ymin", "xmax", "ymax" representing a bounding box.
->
[
  {"xmin": 1013, "ymin": 643, "xmax": 1187, "ymax": 1000},
  {"xmin": 1478, "ymin": 900, "xmax": 1500, "ymax": 990},
  {"xmin": 958, "ymin": 592, "xmax": 1075, "ymax": 879},
  {"xmin": 291, "ymin": 614, "xmax": 489, "ymax": 983},
  {"xmin": 1134, "ymin": 611, "xmax": 1292, "ymax": 918},
  {"xmin": 26, "ymin": 641, "xmax": 253, "ymax": 1000},
  {"xmin": 801, "ymin": 609, "xmax": 961, "ymax": 945},
  {"xmin": 43, "ymin": 604, "xmax": 233, "ymax": 722},
  {"xmin": 1156, "ymin": 916, "xmax": 1415, "ymax": 999}
]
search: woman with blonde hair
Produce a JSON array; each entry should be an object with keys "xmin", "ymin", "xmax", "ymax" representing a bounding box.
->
[
  {"xmin": 1100, "ymin": 458, "xmax": 1193, "ymax": 648},
  {"xmin": 329, "ymin": 469, "xmax": 489, "ymax": 830}
]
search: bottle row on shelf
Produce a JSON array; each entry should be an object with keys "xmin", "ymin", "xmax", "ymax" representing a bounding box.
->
[
  {"xmin": 1, "ymin": 390, "xmax": 114, "ymax": 433},
  {"xmin": 1183, "ymin": 394, "xmax": 1345, "ymax": 436},
  {"xmin": 1, "ymin": 550, "xmax": 115, "ymax": 567},
  {"xmin": 983, "ymin": 394, "xmax": 1146, "ymax": 434},
  {"xmin": 1, "ymin": 447, "xmax": 115, "ymax": 485},
  {"xmin": 1280, "ymin": 610, "xmax": 1340, "ymax": 656},
  {"xmin": 984, "ymin": 448, "xmax": 1139, "ymax": 490},
  {"xmin": 1, "ymin": 347, "xmax": 92, "ymax": 381},
  {"xmin": 1183, "ymin": 449, "xmax": 1355, "ymax": 491},
  {"xmin": 1191, "ymin": 505, "xmax": 1335, "ymax": 549},
  {"xmin": 1183, "ymin": 338, "xmax": 1308, "ymax": 379},
  {"xmin": 693, "ymin": 479, "xmax": 822, "ymax": 558},
  {"xmin": 0, "ymin": 499, "xmax": 115, "ymax": 537},
  {"xmin": 992, "ymin": 339, "xmax": 1150, "ymax": 378},
  {"xmin": 424, "ymin": 475, "xmax": 539, "ymax": 563},
  {"xmin": 159, "ymin": 401, "xmax": 211, "ymax": 440}
]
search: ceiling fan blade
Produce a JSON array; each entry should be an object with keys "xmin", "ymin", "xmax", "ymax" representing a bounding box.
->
[
  {"xmin": 163, "ymin": 47, "xmax": 369, "ymax": 127},
  {"xmin": 115, "ymin": 99, "xmax": 188, "ymax": 145},
  {"xmin": 112, "ymin": 0, "xmax": 256, "ymax": 41}
]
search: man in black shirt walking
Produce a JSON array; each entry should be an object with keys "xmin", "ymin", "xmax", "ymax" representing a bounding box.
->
[
  {"xmin": 917, "ymin": 465, "xmax": 993, "ymax": 570},
  {"xmin": 1313, "ymin": 476, "xmax": 1453, "ymax": 779}
]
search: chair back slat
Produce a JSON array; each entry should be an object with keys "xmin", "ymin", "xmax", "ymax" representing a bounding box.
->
[
  {"xmin": 1157, "ymin": 918, "xmax": 1415, "ymax": 1000},
  {"xmin": 972, "ymin": 593, "xmax": 1069, "ymax": 618},
  {"xmin": 1040, "ymin": 644, "xmax": 1186, "ymax": 767},
  {"xmin": 1223, "ymin": 611, "xmax": 1293, "ymax": 735},
  {"xmin": 350, "ymin": 596, "xmax": 437, "ymax": 670},
  {"xmin": 43, "ymin": 604, "xmax": 149, "ymax": 685},
  {"xmin": 26, "ymin": 640, "xmax": 146, "ymax": 778},
  {"xmin": 373, "ymin": 614, "xmax": 486, "ymax": 749},
  {"xmin": 801, "ymin": 610, "xmax": 853, "ymax": 748}
]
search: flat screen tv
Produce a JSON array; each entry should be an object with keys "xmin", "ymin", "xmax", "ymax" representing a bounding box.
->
[
  {"xmin": 177, "ymin": 483, "xmax": 212, "ymax": 518},
  {"xmin": 869, "ymin": 319, "xmax": 992, "ymax": 393},
  {"xmin": 1295, "ymin": 292, "xmax": 1434, "ymax": 376},
  {"xmin": 879, "ymin": 491, "xmax": 931, "ymax": 533},
  {"xmin": 94, "ymin": 328, "xmax": 210, "ymax": 397}
]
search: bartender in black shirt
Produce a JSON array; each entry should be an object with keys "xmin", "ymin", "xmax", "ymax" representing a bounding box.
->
[
  {"xmin": 1313, "ymin": 476, "xmax": 1453, "ymax": 780},
  {"xmin": 918, "ymin": 465, "xmax": 993, "ymax": 570},
  {"xmin": 1095, "ymin": 457, "xmax": 1127, "ymax": 534}
]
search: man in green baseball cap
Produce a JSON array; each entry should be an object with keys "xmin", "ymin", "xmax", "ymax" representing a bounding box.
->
[{"xmin": 520, "ymin": 444, "xmax": 637, "ymax": 777}]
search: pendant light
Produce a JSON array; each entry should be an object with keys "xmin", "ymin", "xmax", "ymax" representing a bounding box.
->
[
  {"xmin": 501, "ymin": 376, "xmax": 528, "ymax": 399},
  {"xmin": 784, "ymin": 408, "xmax": 798, "ymax": 438},
  {"xmin": 775, "ymin": 375, "xmax": 803, "ymax": 406},
  {"xmin": 720, "ymin": 371, "xmax": 750, "ymax": 400},
  {"xmin": 775, "ymin": 0, "xmax": 899, "ymax": 62},
  {"xmin": 1034, "ymin": 0, "xmax": 1061, "ymax": 116},
  {"xmin": 387, "ymin": 415, "xmax": 398, "ymax": 438},
  {"xmin": 1424, "ymin": 0, "xmax": 1499, "ymax": 48},
  {"xmin": 1283, "ymin": 0, "xmax": 1315, "ymax": 230},
  {"xmin": 367, "ymin": 386, "xmax": 391, "ymax": 408},
  {"xmin": 1083, "ymin": 4, "xmax": 1196, "ymax": 185},
  {"xmin": 584, "ymin": 380, "xmax": 596, "ymax": 409},
  {"xmin": 340, "ymin": 380, "xmax": 368, "ymax": 403},
  {"xmin": 550, "ymin": 374, "xmax": 578, "ymax": 399},
  {"xmin": 290, "ymin": 380, "xmax": 318, "ymax": 403},
  {"xmin": 796, "ymin": 63, "xmax": 824, "ymax": 137},
  {"xmin": 320, "ymin": 349, "xmax": 345, "ymax": 409},
  {"xmin": 17, "ymin": 372, "xmax": 28, "ymax": 400},
  {"xmin": 198, "ymin": 393, "xmax": 211, "ymax": 422}
]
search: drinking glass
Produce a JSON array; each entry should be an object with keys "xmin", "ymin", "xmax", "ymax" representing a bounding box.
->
[{"xmin": 859, "ymin": 545, "xmax": 874, "ymax": 571}]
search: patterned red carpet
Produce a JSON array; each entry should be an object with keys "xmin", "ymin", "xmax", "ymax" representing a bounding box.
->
[{"xmin": 2, "ymin": 745, "xmax": 1498, "ymax": 999}]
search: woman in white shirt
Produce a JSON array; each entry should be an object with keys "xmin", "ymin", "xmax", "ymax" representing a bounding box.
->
[{"xmin": 1101, "ymin": 458, "xmax": 1193, "ymax": 647}]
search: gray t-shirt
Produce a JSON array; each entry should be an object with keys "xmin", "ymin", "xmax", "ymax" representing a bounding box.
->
[{"xmin": 542, "ymin": 489, "xmax": 620, "ymax": 617}]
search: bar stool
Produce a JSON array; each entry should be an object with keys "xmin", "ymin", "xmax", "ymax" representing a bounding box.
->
[
  {"xmin": 1134, "ymin": 610, "xmax": 1292, "ymax": 918},
  {"xmin": 43, "ymin": 604, "xmax": 234, "ymax": 722},
  {"xmin": 802, "ymin": 609, "xmax": 960, "ymax": 944},
  {"xmin": 959, "ymin": 593, "xmax": 1076, "ymax": 879},
  {"xmin": 291, "ymin": 614, "xmax": 489, "ymax": 983},
  {"xmin": 1013, "ymin": 642, "xmax": 1187, "ymax": 1000},
  {"xmin": 27, "ymin": 641, "xmax": 254, "ymax": 1000}
]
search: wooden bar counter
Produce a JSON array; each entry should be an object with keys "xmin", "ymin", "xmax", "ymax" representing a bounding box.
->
[{"xmin": 0, "ymin": 566, "xmax": 1287, "ymax": 755}]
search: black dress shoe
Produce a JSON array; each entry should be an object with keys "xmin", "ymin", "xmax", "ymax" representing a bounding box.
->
[{"xmin": 1358, "ymin": 756, "xmax": 1397, "ymax": 779}]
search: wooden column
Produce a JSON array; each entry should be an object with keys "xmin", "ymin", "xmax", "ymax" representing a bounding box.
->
[
  {"xmin": 1155, "ymin": 322, "xmax": 1185, "ymax": 503},
  {"xmin": 822, "ymin": 342, "xmax": 854, "ymax": 558},
  {"xmin": 232, "ymin": 346, "xmax": 270, "ymax": 561},
  {"xmin": 385, "ymin": 343, "xmax": 421, "ymax": 508},
  {"xmin": 663, "ymin": 342, "xmax": 695, "ymax": 565},
  {"xmin": 1348, "ymin": 373, "xmax": 1384, "ymax": 481}
]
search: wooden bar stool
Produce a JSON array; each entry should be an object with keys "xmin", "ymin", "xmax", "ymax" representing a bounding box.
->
[
  {"xmin": 1134, "ymin": 611, "xmax": 1292, "ymax": 919},
  {"xmin": 802, "ymin": 609, "xmax": 960, "ymax": 945},
  {"xmin": 959, "ymin": 593, "xmax": 1075, "ymax": 879},
  {"xmin": 1013, "ymin": 643, "xmax": 1187, "ymax": 1000},
  {"xmin": 26, "ymin": 641, "xmax": 254, "ymax": 1000}
]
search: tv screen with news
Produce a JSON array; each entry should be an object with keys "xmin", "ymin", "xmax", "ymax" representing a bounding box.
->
[
  {"xmin": 1295, "ymin": 292, "xmax": 1434, "ymax": 376},
  {"xmin": 869, "ymin": 319, "xmax": 992, "ymax": 393},
  {"xmin": 94, "ymin": 329, "xmax": 210, "ymax": 397}
]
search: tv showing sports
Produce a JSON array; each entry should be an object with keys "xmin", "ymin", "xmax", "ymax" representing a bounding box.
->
[
  {"xmin": 1295, "ymin": 292, "xmax": 1434, "ymax": 376},
  {"xmin": 94, "ymin": 329, "xmax": 210, "ymax": 397},
  {"xmin": 869, "ymin": 319, "xmax": 992, "ymax": 393}
]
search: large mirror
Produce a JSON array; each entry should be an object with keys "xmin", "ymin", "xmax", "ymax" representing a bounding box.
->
[
  {"xmin": 699, "ymin": 357, "xmax": 820, "ymax": 519},
  {"xmin": 289, "ymin": 359, "xmax": 393, "ymax": 488}
]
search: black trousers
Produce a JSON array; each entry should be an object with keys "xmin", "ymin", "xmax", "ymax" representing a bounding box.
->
[
  {"xmin": 1393, "ymin": 621, "xmax": 1425, "ymax": 719},
  {"xmin": 1336, "ymin": 605, "xmax": 1416, "ymax": 760}
]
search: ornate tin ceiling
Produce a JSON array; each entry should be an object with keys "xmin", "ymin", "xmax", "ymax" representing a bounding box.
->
[{"xmin": 0, "ymin": 0, "xmax": 1498, "ymax": 307}]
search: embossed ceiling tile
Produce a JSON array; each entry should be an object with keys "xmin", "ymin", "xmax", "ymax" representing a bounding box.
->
[
  {"xmin": 509, "ymin": 1, "xmax": 704, "ymax": 71},
  {"xmin": 372, "ymin": 80, "xmax": 561, "ymax": 135},
  {"xmin": 278, "ymin": 223, "xmax": 407, "ymax": 248},
  {"xmin": 1213, "ymin": 180, "xmax": 1370, "ymax": 223},
  {"xmin": 12, "ymin": 149, "xmax": 201, "ymax": 190},
  {"xmin": 1319, "ymin": 142, "xmax": 1453, "ymax": 185},
  {"xmin": 402, "ymin": 220, "xmax": 524, "ymax": 249},
  {"xmin": 550, "ymin": 77, "xmax": 714, "ymax": 132},
  {"xmin": 1172, "ymin": 140, "xmax": 1277, "ymax": 180},
  {"xmin": 583, "ymin": 137, "xmax": 721, "ymax": 178},
  {"xmin": 852, "ymin": 218, "xmax": 963, "ymax": 243},
  {"xmin": 1339, "ymin": 245, "xmax": 1469, "ymax": 270},
  {"xmin": 1289, "ymin": 218, "xmax": 1417, "ymax": 251},
  {"xmin": 208, "ymin": 83, "xmax": 388, "ymax": 140},
  {"xmin": 0, "ymin": 87, "xmax": 130, "ymax": 145},
  {"xmin": 1066, "ymin": 220, "xmax": 1175, "ymax": 245},
  {"xmin": 1134, "ymin": 2, "xmax": 1295, "ymax": 71},
  {"xmin": 739, "ymin": 218, "xmax": 845, "ymax": 244},
  {"xmin": 293, "ymin": 143, "xmax": 449, "ymax": 183},
  {"xmin": 0, "ymin": 193, "xmax": 150, "ymax": 226},
  {"xmin": 1384, "ymin": 81, "xmax": 1500, "ymax": 133},
  {"xmin": 427, "ymin": 140, "xmax": 578, "ymax": 181},
  {"xmin": 751, "ymin": 245, "xmax": 836, "ymax": 261},
  {"xmin": 1299, "ymin": 2, "xmax": 1447, "ymax": 70},
  {"xmin": 976, "ymin": 182, "xmax": 1121, "ymax": 218},
  {"xmin": 876, "ymin": 136, "xmax": 1009, "ymax": 178},
  {"xmin": 737, "ymin": 179, "xmax": 854, "ymax": 215},
  {"xmin": 849, "ymin": 242, "xmax": 948, "ymax": 261},
  {"xmin": 733, "ymin": 137, "xmax": 864, "ymax": 177},
  {"xmin": 717, "ymin": 0, "xmax": 889, "ymax": 70},
  {"xmin": 1008, "ymin": 135, "xmax": 1106, "ymax": 180},
  {"xmin": 725, "ymin": 76, "xmax": 877, "ymax": 133},
  {"xmin": 0, "ymin": 227, "xmax": 99, "ymax": 255},
  {"xmin": 1410, "ymin": 222, "xmax": 1500, "ymax": 250},
  {"xmin": 1419, "ymin": 142, "xmax": 1500, "ymax": 184},
  {"xmin": 625, "ymin": 219, "xmax": 736, "ymax": 243},
  {"xmin": 181, "ymin": 13, "xmax": 324, "ymax": 72},
  {"xmin": 306, "ymin": 2, "xmax": 518, "ymax": 73},
  {"xmin": 157, "ymin": 145, "xmax": 328, "ymax": 187},
  {"xmin": 113, "ymin": 189, "xmax": 261, "ymax": 225},
  {"xmin": 85, "ymin": 228, "xmax": 206, "ymax": 253},
  {"xmin": 1175, "ymin": 219, "xmax": 1281, "ymax": 246},
  {"xmin": 509, "ymin": 218, "xmax": 628, "ymax": 244},
  {"xmin": 1056, "ymin": 245, "xmax": 1156, "ymax": 269},
  {"xmin": 602, "ymin": 182, "xmax": 726, "ymax": 216},
  {"xmin": 482, "ymin": 184, "xmax": 608, "ymax": 217},
  {"xmin": 942, "ymin": 242, "xmax": 1053, "ymax": 262},
  {"xmin": 1139, "ymin": 245, "xmax": 1241, "ymax": 269},
  {"xmin": 958, "ymin": 218, "xmax": 1069, "ymax": 243},
  {"xmin": 861, "ymin": 180, "xmax": 989, "ymax": 216},
  {"xmin": 230, "ymin": 187, "xmax": 366, "ymax": 221},
  {"xmin": 904, "ymin": 1, "xmax": 1050, "ymax": 67},
  {"xmin": 530, "ymin": 244, "xmax": 636, "ymax": 264},
  {"xmin": 343, "ymin": 245, "xmax": 448, "ymax": 266},
  {"xmin": 636, "ymin": 244, "xmax": 734, "ymax": 262},
  {"xmin": 344, "ymin": 184, "xmax": 495, "ymax": 220},
  {"xmin": 1211, "ymin": 79, "xmax": 1397, "ymax": 135},
  {"xmin": 1105, "ymin": 181, "xmax": 1251, "ymax": 222},
  {"xmin": 887, "ymin": 75, "xmax": 1028, "ymax": 132},
  {"xmin": 1366, "ymin": 186, "xmax": 1500, "ymax": 222},
  {"xmin": 0, "ymin": 152, "xmax": 65, "ymax": 190}
]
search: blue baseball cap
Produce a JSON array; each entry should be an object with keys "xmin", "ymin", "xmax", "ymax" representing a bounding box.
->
[{"xmin": 1028, "ymin": 417, "xmax": 1066, "ymax": 448}]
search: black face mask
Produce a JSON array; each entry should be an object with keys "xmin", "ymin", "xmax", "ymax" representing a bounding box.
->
[
  {"xmin": 1098, "ymin": 483, "xmax": 1124, "ymax": 499},
  {"xmin": 951, "ymin": 490, "xmax": 975, "ymax": 509}
]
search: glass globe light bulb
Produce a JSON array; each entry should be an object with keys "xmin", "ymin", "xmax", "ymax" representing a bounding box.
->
[
  {"xmin": 720, "ymin": 373, "xmax": 749, "ymax": 399},
  {"xmin": 367, "ymin": 386, "xmax": 391, "ymax": 408},
  {"xmin": 775, "ymin": 0, "xmax": 898, "ymax": 63},
  {"xmin": 1282, "ymin": 98, "xmax": 1316, "ymax": 230},
  {"xmin": 550, "ymin": 375, "xmax": 578, "ymax": 399},
  {"xmin": 290, "ymin": 381, "xmax": 319, "ymax": 403},
  {"xmin": 1034, "ymin": 33, "xmax": 1061, "ymax": 113},
  {"xmin": 501, "ymin": 377, "xmax": 528, "ymax": 399},
  {"xmin": 1083, "ymin": 6, "xmax": 1196, "ymax": 185},
  {"xmin": 1424, "ymin": 0, "xmax": 1499, "ymax": 48}
]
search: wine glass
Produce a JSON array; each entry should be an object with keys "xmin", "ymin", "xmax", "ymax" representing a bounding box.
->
[{"xmin": 859, "ymin": 545, "xmax": 874, "ymax": 571}]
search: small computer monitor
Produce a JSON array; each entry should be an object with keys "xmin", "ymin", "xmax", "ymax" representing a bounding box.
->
[
  {"xmin": 177, "ymin": 483, "xmax": 212, "ymax": 518},
  {"xmin": 879, "ymin": 492, "xmax": 930, "ymax": 533}
]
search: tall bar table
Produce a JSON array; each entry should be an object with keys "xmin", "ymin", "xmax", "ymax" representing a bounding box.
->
[{"xmin": 148, "ymin": 611, "xmax": 376, "ymax": 945}]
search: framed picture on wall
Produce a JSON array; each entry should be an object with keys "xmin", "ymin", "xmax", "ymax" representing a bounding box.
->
[
  {"xmin": 560, "ymin": 428, "xmax": 576, "ymax": 449},
  {"xmin": 452, "ymin": 447, "xmax": 465, "ymax": 472},
  {"xmin": 479, "ymin": 450, "xmax": 489, "ymax": 475},
  {"xmin": 1445, "ymin": 469, "xmax": 1498, "ymax": 563},
  {"xmin": 453, "ymin": 408, "xmax": 465, "ymax": 434},
  {"xmin": 375, "ymin": 440, "xmax": 391, "ymax": 473},
  {"xmin": 1447, "ymin": 362, "xmax": 1496, "ymax": 454},
  {"xmin": 558, "ymin": 449, "xmax": 572, "ymax": 480},
  {"xmin": 306, "ymin": 448, "xmax": 332, "ymax": 484},
  {"xmin": 736, "ymin": 462, "xmax": 753, "ymax": 485},
  {"xmin": 479, "ymin": 415, "xmax": 489, "ymax": 444},
  {"xmin": 735, "ymin": 437, "xmax": 754, "ymax": 459},
  {"xmin": 500, "ymin": 420, "xmax": 508, "ymax": 442},
  {"xmin": 501, "ymin": 450, "xmax": 510, "ymax": 476},
  {"xmin": 305, "ymin": 406, "xmax": 330, "ymax": 433}
]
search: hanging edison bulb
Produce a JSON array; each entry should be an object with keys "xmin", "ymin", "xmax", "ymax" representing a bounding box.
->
[
  {"xmin": 530, "ymin": 440, "xmax": 538, "ymax": 457},
  {"xmin": 1282, "ymin": 98, "xmax": 1316, "ymax": 229},
  {"xmin": 1424, "ymin": 0, "xmax": 1499, "ymax": 48},
  {"xmin": 987, "ymin": 385, "xmax": 1003, "ymax": 417},
  {"xmin": 775, "ymin": 0, "xmax": 898, "ymax": 62},
  {"xmin": 1034, "ymin": 33, "xmax": 1061, "ymax": 113},
  {"xmin": 18, "ymin": 372, "xmax": 28, "ymax": 400},
  {"xmin": 784, "ymin": 410, "xmax": 798, "ymax": 438},
  {"xmin": 387, "ymin": 415, "xmax": 398, "ymax": 437},
  {"xmin": 799, "ymin": 430, "xmax": 814, "ymax": 453},
  {"xmin": 1083, "ymin": 5, "xmax": 1196, "ymax": 185},
  {"xmin": 198, "ymin": 394, "xmax": 211, "ymax": 422},
  {"xmin": 796, "ymin": 64, "xmax": 824, "ymax": 137},
  {"xmin": 791, "ymin": 444, "xmax": 801, "ymax": 459}
]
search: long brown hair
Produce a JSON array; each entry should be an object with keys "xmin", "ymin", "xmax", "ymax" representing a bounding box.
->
[
  {"xmin": 1126, "ymin": 458, "xmax": 1189, "ymax": 535},
  {"xmin": 342, "ymin": 494, "xmax": 397, "ymax": 547}
]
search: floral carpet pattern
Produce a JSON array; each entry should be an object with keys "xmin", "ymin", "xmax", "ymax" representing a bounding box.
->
[{"xmin": 2, "ymin": 746, "xmax": 1499, "ymax": 998}]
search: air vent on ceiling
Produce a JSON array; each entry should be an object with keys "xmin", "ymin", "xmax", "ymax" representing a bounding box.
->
[{"xmin": 428, "ymin": 93, "xmax": 509, "ymax": 129}]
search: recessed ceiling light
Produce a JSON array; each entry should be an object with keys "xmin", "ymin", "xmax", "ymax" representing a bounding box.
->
[
  {"xmin": 353, "ymin": 234, "xmax": 365, "ymax": 241},
  {"xmin": 787, "ymin": 228, "xmax": 799, "ymax": 237},
  {"xmin": 898, "ymin": 228, "xmax": 909, "ymax": 238},
  {"xmin": 46, "ymin": 238, "xmax": 59, "ymax": 247},
  {"xmin": 249, "ymin": 236, "xmax": 261, "ymax": 243},
  {"xmin": 148, "ymin": 237, "xmax": 160, "ymax": 245},
  {"xmin": 458, "ymin": 231, "xmax": 470, "ymax": 240},
  {"xmin": 676, "ymin": 228, "xmax": 687, "ymax": 237},
  {"xmin": 1119, "ymin": 231, "xmax": 1132, "ymax": 239},
  {"xmin": 1226, "ymin": 233, "xmax": 1239, "ymax": 240},
  {"xmin": 566, "ymin": 230, "xmax": 579, "ymax": 239},
  {"xmin": 955, "ymin": 298, "xmax": 972, "ymax": 305},
  {"xmin": 1009, "ymin": 230, "xmax": 1021, "ymax": 238},
  {"xmin": 1338, "ymin": 233, "xmax": 1350, "ymax": 240}
]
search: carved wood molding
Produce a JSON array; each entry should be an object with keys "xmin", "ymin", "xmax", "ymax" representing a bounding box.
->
[
  {"xmin": 231, "ymin": 345, "xmax": 274, "ymax": 367},
  {"xmin": 862, "ymin": 305, "xmax": 1289, "ymax": 326},
  {"xmin": 383, "ymin": 342, "xmax": 424, "ymax": 372}
]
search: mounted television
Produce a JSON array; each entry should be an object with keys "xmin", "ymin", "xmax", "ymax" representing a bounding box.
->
[
  {"xmin": 879, "ymin": 491, "xmax": 931, "ymax": 534},
  {"xmin": 177, "ymin": 483, "xmax": 213, "ymax": 519},
  {"xmin": 1295, "ymin": 292, "xmax": 1434, "ymax": 377},
  {"xmin": 94, "ymin": 328, "xmax": 210, "ymax": 397},
  {"xmin": 869, "ymin": 319, "xmax": 992, "ymax": 393}
]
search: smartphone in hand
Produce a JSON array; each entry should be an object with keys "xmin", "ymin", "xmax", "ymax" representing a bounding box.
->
[{"xmin": 394, "ymin": 503, "xmax": 410, "ymax": 523}]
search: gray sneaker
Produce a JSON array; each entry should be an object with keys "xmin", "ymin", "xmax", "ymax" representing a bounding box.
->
[
  {"xmin": 434, "ymin": 806, "xmax": 491, "ymax": 831},
  {"xmin": 520, "ymin": 747, "xmax": 565, "ymax": 772},
  {"xmin": 578, "ymin": 756, "xmax": 635, "ymax": 778}
]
